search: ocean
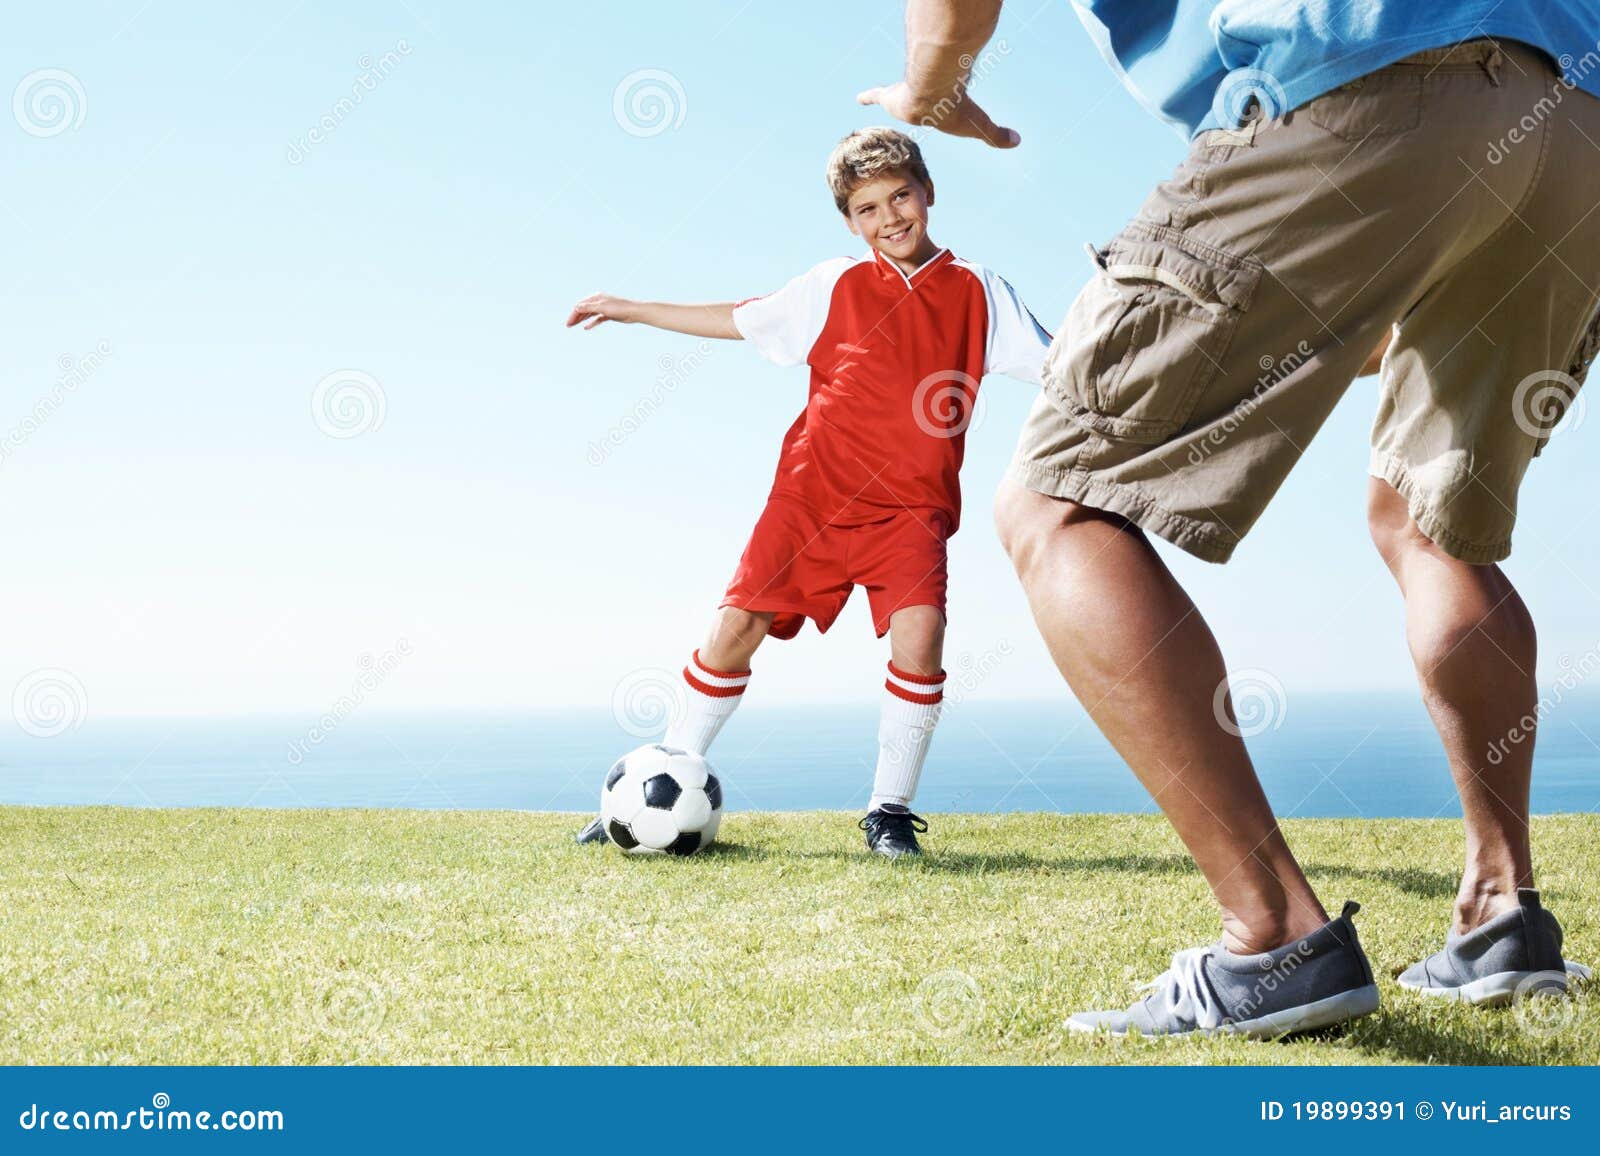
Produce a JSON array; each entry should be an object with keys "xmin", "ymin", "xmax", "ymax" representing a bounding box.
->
[{"xmin": 1, "ymin": 692, "xmax": 1596, "ymax": 819}]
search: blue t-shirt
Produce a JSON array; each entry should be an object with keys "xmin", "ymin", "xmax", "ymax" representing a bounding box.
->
[{"xmin": 1071, "ymin": 1, "xmax": 1600, "ymax": 137}]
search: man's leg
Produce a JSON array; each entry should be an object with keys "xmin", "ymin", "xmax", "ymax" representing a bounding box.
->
[
  {"xmin": 1366, "ymin": 479, "xmax": 1535, "ymax": 933},
  {"xmin": 994, "ymin": 479, "xmax": 1327, "ymax": 955}
]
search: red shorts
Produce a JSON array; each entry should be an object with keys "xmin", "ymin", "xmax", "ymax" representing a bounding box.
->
[{"xmin": 721, "ymin": 498, "xmax": 950, "ymax": 640}]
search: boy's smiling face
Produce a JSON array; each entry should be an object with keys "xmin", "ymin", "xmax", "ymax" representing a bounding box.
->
[{"xmin": 842, "ymin": 171, "xmax": 940, "ymax": 272}]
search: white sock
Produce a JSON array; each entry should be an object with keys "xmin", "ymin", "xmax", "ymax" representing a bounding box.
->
[
  {"xmin": 661, "ymin": 649, "xmax": 750, "ymax": 756},
  {"xmin": 869, "ymin": 662, "xmax": 945, "ymax": 810}
]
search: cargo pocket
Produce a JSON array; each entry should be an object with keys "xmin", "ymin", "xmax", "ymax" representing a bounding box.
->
[
  {"xmin": 1535, "ymin": 297, "xmax": 1600, "ymax": 457},
  {"xmin": 1042, "ymin": 222, "xmax": 1263, "ymax": 444}
]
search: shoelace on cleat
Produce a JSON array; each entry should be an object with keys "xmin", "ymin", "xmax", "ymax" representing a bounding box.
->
[{"xmin": 858, "ymin": 809, "xmax": 929, "ymax": 840}]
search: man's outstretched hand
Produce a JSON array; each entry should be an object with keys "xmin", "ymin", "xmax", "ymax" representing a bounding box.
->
[
  {"xmin": 856, "ymin": 80, "xmax": 1020, "ymax": 148},
  {"xmin": 566, "ymin": 293, "xmax": 639, "ymax": 330}
]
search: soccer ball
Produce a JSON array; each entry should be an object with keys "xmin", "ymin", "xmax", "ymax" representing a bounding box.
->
[{"xmin": 600, "ymin": 744, "xmax": 723, "ymax": 856}]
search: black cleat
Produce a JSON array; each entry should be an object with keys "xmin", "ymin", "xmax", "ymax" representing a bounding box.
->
[
  {"xmin": 574, "ymin": 815, "xmax": 610, "ymax": 846},
  {"xmin": 859, "ymin": 804, "xmax": 928, "ymax": 859}
]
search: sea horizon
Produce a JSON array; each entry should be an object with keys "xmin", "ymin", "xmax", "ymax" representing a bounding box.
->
[{"xmin": 2, "ymin": 690, "xmax": 1596, "ymax": 819}]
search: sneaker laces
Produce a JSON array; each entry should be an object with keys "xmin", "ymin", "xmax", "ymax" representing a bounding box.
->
[
  {"xmin": 1139, "ymin": 946, "xmax": 1225, "ymax": 1030},
  {"xmin": 858, "ymin": 808, "xmax": 929, "ymax": 837}
]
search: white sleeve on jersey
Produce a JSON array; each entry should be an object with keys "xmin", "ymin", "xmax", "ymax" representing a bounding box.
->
[
  {"xmin": 976, "ymin": 266, "xmax": 1055, "ymax": 385},
  {"xmin": 731, "ymin": 257, "xmax": 854, "ymax": 367}
]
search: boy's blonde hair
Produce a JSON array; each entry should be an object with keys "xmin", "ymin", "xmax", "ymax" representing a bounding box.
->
[{"xmin": 826, "ymin": 127, "xmax": 932, "ymax": 214}]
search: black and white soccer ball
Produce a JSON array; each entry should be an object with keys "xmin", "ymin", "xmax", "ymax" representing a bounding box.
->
[{"xmin": 599, "ymin": 744, "xmax": 723, "ymax": 856}]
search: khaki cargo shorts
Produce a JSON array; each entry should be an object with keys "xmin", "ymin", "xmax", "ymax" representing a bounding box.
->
[{"xmin": 1012, "ymin": 39, "xmax": 1600, "ymax": 563}]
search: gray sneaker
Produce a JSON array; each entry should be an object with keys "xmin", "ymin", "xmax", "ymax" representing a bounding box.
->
[
  {"xmin": 1398, "ymin": 888, "xmax": 1592, "ymax": 1005},
  {"xmin": 1067, "ymin": 901, "xmax": 1381, "ymax": 1039}
]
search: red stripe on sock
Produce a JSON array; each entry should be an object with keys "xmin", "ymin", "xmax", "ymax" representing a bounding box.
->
[
  {"xmin": 684, "ymin": 668, "xmax": 748, "ymax": 698},
  {"xmin": 885, "ymin": 679, "xmax": 943, "ymax": 705},
  {"xmin": 693, "ymin": 649, "xmax": 751, "ymax": 679},
  {"xmin": 887, "ymin": 662, "xmax": 945, "ymax": 686}
]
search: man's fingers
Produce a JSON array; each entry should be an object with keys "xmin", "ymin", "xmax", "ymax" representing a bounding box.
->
[
  {"xmin": 856, "ymin": 87, "xmax": 884, "ymax": 107},
  {"xmin": 583, "ymin": 315, "xmax": 608, "ymax": 330},
  {"xmin": 957, "ymin": 99, "xmax": 1020, "ymax": 148}
]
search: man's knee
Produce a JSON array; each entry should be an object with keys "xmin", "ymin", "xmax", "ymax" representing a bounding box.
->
[
  {"xmin": 993, "ymin": 479, "xmax": 1125, "ymax": 573},
  {"xmin": 1366, "ymin": 478, "xmax": 1428, "ymax": 567}
]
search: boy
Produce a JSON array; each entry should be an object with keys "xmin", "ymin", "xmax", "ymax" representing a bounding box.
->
[{"xmin": 565, "ymin": 127, "xmax": 1051, "ymax": 857}]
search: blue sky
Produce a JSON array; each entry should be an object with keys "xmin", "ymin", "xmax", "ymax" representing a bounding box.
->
[{"xmin": 5, "ymin": 1, "xmax": 1600, "ymax": 720}]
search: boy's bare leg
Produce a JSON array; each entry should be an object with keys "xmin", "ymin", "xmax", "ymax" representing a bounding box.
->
[
  {"xmin": 888, "ymin": 604, "xmax": 945, "ymax": 675},
  {"xmin": 699, "ymin": 606, "xmax": 775, "ymax": 672},
  {"xmin": 995, "ymin": 479, "xmax": 1328, "ymax": 954},
  {"xmin": 1366, "ymin": 479, "xmax": 1536, "ymax": 934}
]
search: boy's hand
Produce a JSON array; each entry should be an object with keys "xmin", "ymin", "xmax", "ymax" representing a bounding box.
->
[{"xmin": 566, "ymin": 293, "xmax": 640, "ymax": 330}]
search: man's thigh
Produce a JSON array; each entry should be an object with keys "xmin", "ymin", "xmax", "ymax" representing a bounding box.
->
[{"xmin": 1014, "ymin": 40, "xmax": 1563, "ymax": 563}]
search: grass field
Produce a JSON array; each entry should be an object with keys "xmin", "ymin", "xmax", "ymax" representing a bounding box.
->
[{"xmin": 0, "ymin": 808, "xmax": 1594, "ymax": 1065}]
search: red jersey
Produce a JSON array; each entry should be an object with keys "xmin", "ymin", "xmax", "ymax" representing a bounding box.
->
[{"xmin": 731, "ymin": 248, "xmax": 1051, "ymax": 534}]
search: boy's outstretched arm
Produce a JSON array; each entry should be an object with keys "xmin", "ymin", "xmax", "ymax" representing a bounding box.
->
[{"xmin": 565, "ymin": 294, "xmax": 742, "ymax": 340}]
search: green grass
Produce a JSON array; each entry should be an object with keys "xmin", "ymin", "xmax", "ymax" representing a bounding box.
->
[{"xmin": 0, "ymin": 808, "xmax": 1594, "ymax": 1065}]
